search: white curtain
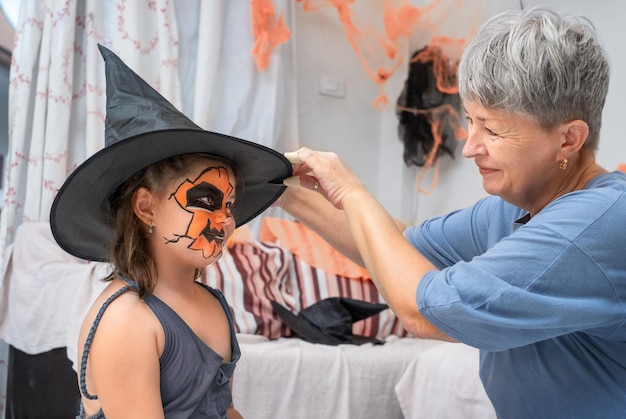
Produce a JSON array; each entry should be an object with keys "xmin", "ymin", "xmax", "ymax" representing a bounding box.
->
[
  {"xmin": 0, "ymin": 0, "xmax": 297, "ymax": 259},
  {"xmin": 0, "ymin": 0, "xmax": 298, "ymax": 412}
]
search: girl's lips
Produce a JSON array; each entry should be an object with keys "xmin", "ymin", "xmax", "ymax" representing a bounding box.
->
[{"xmin": 204, "ymin": 233, "xmax": 224, "ymax": 244}]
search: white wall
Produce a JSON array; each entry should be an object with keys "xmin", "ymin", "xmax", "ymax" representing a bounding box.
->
[
  {"xmin": 294, "ymin": 0, "xmax": 626, "ymax": 224},
  {"xmin": 294, "ymin": 2, "xmax": 385, "ymax": 203}
]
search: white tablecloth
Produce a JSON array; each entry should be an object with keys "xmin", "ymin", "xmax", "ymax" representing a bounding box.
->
[
  {"xmin": 395, "ymin": 342, "xmax": 496, "ymax": 419},
  {"xmin": 233, "ymin": 334, "xmax": 446, "ymax": 419}
]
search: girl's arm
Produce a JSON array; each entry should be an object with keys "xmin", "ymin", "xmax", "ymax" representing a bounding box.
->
[
  {"xmin": 227, "ymin": 375, "xmax": 244, "ymax": 418},
  {"xmin": 87, "ymin": 293, "xmax": 165, "ymax": 418}
]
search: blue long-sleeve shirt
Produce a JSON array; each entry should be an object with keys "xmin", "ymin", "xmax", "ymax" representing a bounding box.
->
[{"xmin": 406, "ymin": 171, "xmax": 626, "ymax": 419}]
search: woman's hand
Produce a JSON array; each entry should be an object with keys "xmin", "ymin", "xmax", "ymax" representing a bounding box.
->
[
  {"xmin": 283, "ymin": 147, "xmax": 365, "ymax": 210},
  {"xmin": 282, "ymin": 148, "xmax": 451, "ymax": 341}
]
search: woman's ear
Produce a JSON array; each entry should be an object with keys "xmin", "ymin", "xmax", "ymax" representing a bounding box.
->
[
  {"xmin": 561, "ymin": 119, "xmax": 589, "ymax": 155},
  {"xmin": 133, "ymin": 187, "xmax": 154, "ymax": 225}
]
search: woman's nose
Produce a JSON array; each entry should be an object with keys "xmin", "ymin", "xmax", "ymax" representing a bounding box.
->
[{"xmin": 462, "ymin": 130, "xmax": 484, "ymax": 158}]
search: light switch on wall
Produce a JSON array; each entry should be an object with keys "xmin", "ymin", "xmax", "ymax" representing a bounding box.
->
[{"xmin": 318, "ymin": 75, "xmax": 346, "ymax": 98}]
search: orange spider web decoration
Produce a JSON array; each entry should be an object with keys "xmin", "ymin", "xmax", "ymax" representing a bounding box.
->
[
  {"xmin": 251, "ymin": 0, "xmax": 441, "ymax": 107},
  {"xmin": 251, "ymin": 0, "xmax": 292, "ymax": 70},
  {"xmin": 250, "ymin": 0, "xmax": 480, "ymax": 193},
  {"xmin": 295, "ymin": 0, "xmax": 445, "ymax": 110}
]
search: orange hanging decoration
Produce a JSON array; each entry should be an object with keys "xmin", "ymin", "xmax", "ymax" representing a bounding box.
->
[
  {"xmin": 297, "ymin": 0, "xmax": 435, "ymax": 109},
  {"xmin": 251, "ymin": 0, "xmax": 292, "ymax": 71},
  {"xmin": 254, "ymin": 0, "xmax": 476, "ymax": 194}
]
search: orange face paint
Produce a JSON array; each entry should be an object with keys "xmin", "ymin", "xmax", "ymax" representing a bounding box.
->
[{"xmin": 171, "ymin": 166, "xmax": 234, "ymax": 259}]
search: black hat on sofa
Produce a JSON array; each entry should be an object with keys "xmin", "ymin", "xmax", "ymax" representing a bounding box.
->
[
  {"xmin": 271, "ymin": 298, "xmax": 389, "ymax": 345},
  {"xmin": 50, "ymin": 44, "xmax": 291, "ymax": 262}
]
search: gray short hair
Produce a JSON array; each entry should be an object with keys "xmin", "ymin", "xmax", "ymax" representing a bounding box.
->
[{"xmin": 458, "ymin": 6, "xmax": 609, "ymax": 150}]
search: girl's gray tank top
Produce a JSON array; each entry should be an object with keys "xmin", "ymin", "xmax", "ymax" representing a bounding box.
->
[{"xmin": 79, "ymin": 279, "xmax": 240, "ymax": 418}]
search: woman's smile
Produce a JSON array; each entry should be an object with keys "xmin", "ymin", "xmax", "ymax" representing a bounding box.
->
[{"xmin": 478, "ymin": 166, "xmax": 498, "ymax": 176}]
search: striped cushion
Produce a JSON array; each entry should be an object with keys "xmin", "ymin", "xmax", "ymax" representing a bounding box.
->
[
  {"xmin": 202, "ymin": 218, "xmax": 407, "ymax": 340},
  {"xmin": 203, "ymin": 241, "xmax": 290, "ymax": 338}
]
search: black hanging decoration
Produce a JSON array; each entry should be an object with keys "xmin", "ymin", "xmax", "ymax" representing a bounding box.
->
[{"xmin": 396, "ymin": 45, "xmax": 462, "ymax": 168}]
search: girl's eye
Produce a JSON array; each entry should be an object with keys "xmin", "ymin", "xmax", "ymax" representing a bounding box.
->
[{"xmin": 196, "ymin": 196, "xmax": 216, "ymax": 210}]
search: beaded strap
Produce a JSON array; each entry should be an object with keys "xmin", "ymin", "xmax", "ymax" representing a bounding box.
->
[{"xmin": 79, "ymin": 275, "xmax": 139, "ymax": 400}]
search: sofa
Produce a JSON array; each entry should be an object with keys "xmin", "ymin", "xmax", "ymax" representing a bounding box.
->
[{"xmin": 0, "ymin": 218, "xmax": 495, "ymax": 418}]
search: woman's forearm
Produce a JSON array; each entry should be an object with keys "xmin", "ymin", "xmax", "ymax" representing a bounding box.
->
[
  {"xmin": 340, "ymin": 188, "xmax": 453, "ymax": 340},
  {"xmin": 280, "ymin": 185, "xmax": 365, "ymax": 266}
]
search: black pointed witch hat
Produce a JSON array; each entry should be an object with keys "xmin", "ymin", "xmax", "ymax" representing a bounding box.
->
[
  {"xmin": 50, "ymin": 45, "xmax": 292, "ymax": 262},
  {"xmin": 271, "ymin": 298, "xmax": 389, "ymax": 345}
]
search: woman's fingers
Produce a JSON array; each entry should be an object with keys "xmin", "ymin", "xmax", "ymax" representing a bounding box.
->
[
  {"xmin": 283, "ymin": 175, "xmax": 321, "ymax": 193},
  {"xmin": 284, "ymin": 151, "xmax": 301, "ymax": 164},
  {"xmin": 283, "ymin": 147, "xmax": 355, "ymax": 209},
  {"xmin": 282, "ymin": 176, "xmax": 300, "ymax": 187}
]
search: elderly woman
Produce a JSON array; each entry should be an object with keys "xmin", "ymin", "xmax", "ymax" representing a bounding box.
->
[{"xmin": 279, "ymin": 6, "xmax": 626, "ymax": 419}]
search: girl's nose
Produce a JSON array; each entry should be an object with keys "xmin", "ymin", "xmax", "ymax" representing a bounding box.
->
[{"xmin": 214, "ymin": 208, "xmax": 234, "ymax": 225}]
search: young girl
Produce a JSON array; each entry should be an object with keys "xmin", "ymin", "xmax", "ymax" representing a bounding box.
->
[{"xmin": 50, "ymin": 45, "xmax": 291, "ymax": 418}]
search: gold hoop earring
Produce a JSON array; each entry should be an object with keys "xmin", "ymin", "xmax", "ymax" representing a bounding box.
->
[{"xmin": 559, "ymin": 158, "xmax": 568, "ymax": 171}]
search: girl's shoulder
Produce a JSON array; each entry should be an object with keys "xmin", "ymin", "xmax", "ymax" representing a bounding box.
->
[{"xmin": 79, "ymin": 279, "xmax": 162, "ymax": 350}]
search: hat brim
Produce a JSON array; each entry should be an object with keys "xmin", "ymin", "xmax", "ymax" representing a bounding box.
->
[
  {"xmin": 271, "ymin": 301, "xmax": 384, "ymax": 346},
  {"xmin": 50, "ymin": 129, "xmax": 291, "ymax": 262}
]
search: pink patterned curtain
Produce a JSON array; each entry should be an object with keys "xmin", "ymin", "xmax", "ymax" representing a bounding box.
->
[
  {"xmin": 0, "ymin": 0, "xmax": 297, "ymax": 260},
  {"xmin": 0, "ymin": 0, "xmax": 297, "ymax": 407}
]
